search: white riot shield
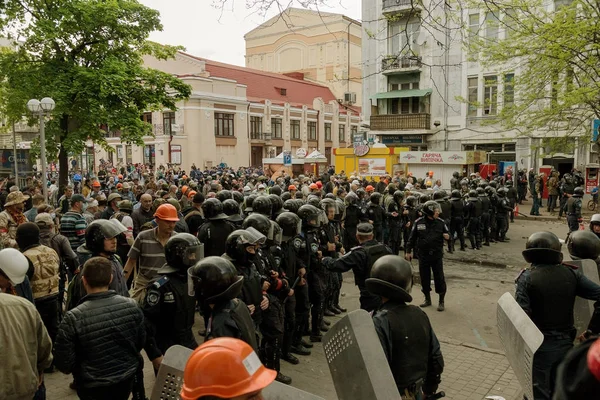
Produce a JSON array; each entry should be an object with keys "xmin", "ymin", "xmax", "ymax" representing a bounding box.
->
[
  {"xmin": 569, "ymin": 259, "xmax": 600, "ymax": 336},
  {"xmin": 323, "ymin": 309, "xmax": 401, "ymax": 400},
  {"xmin": 497, "ymin": 292, "xmax": 544, "ymax": 400},
  {"xmin": 150, "ymin": 345, "xmax": 324, "ymax": 400}
]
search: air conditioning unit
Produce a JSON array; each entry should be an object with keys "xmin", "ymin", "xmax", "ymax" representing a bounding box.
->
[
  {"xmin": 591, "ymin": 143, "xmax": 599, "ymax": 154},
  {"xmin": 344, "ymin": 92, "xmax": 356, "ymax": 105}
]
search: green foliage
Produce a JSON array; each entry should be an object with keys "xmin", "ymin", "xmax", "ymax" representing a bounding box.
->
[
  {"xmin": 0, "ymin": 0, "xmax": 191, "ymax": 185},
  {"xmin": 464, "ymin": 0, "xmax": 600, "ymax": 149}
]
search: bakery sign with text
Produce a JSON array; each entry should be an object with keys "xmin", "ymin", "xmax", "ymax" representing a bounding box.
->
[{"xmin": 398, "ymin": 151, "xmax": 468, "ymax": 165}]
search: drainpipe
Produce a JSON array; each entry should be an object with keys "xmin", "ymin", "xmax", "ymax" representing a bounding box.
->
[
  {"xmin": 347, "ymin": 20, "xmax": 352, "ymax": 94},
  {"xmin": 247, "ymin": 103, "xmax": 251, "ymax": 167}
]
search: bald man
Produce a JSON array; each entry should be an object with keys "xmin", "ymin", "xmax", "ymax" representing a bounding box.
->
[{"xmin": 132, "ymin": 194, "xmax": 154, "ymax": 237}]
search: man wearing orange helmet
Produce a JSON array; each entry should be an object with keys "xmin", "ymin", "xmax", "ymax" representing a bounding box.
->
[{"xmin": 180, "ymin": 338, "xmax": 275, "ymax": 400}]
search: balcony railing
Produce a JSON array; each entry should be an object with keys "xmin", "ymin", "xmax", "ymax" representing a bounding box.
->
[
  {"xmin": 382, "ymin": 56, "xmax": 422, "ymax": 72},
  {"xmin": 250, "ymin": 132, "xmax": 273, "ymax": 141},
  {"xmin": 370, "ymin": 113, "xmax": 431, "ymax": 131},
  {"xmin": 383, "ymin": 0, "xmax": 421, "ymax": 12}
]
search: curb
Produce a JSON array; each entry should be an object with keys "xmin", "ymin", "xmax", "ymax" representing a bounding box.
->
[
  {"xmin": 438, "ymin": 336, "xmax": 505, "ymax": 355},
  {"xmin": 444, "ymin": 256, "xmax": 508, "ymax": 269}
]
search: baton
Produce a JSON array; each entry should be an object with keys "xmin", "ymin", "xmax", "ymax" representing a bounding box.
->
[
  {"xmin": 424, "ymin": 391, "xmax": 445, "ymax": 400},
  {"xmin": 282, "ymin": 276, "xmax": 301, "ymax": 304}
]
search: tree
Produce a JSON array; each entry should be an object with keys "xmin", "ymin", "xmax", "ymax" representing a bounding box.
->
[
  {"xmin": 465, "ymin": 0, "xmax": 600, "ymax": 152},
  {"xmin": 0, "ymin": 0, "xmax": 191, "ymax": 190}
]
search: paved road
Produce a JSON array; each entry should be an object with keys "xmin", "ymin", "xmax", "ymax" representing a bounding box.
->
[{"xmin": 45, "ymin": 215, "xmax": 575, "ymax": 399}]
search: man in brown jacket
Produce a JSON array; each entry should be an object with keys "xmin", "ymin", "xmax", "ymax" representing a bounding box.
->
[{"xmin": 0, "ymin": 191, "xmax": 30, "ymax": 249}]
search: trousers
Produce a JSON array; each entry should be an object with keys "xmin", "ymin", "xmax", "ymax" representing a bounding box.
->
[
  {"xmin": 293, "ymin": 282, "xmax": 310, "ymax": 344},
  {"xmin": 77, "ymin": 376, "xmax": 135, "ymax": 400},
  {"xmin": 532, "ymin": 335, "xmax": 573, "ymax": 400},
  {"xmin": 418, "ymin": 255, "xmax": 446, "ymax": 294},
  {"xmin": 35, "ymin": 295, "xmax": 59, "ymax": 344},
  {"xmin": 307, "ymin": 270, "xmax": 326, "ymax": 335}
]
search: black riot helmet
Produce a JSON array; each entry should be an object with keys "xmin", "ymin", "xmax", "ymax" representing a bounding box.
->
[
  {"xmin": 370, "ymin": 192, "xmax": 382, "ymax": 205},
  {"xmin": 405, "ymin": 195, "xmax": 417, "ymax": 207},
  {"xmin": 232, "ymin": 191, "xmax": 244, "ymax": 205},
  {"xmin": 567, "ymin": 230, "xmax": 600, "ymax": 260},
  {"xmin": 242, "ymin": 214, "xmax": 274, "ymax": 242},
  {"xmin": 276, "ymin": 212, "xmax": 301, "ymax": 241},
  {"xmin": 356, "ymin": 188, "xmax": 366, "ymax": 199},
  {"xmin": 297, "ymin": 204, "xmax": 321, "ymax": 229},
  {"xmin": 485, "ymin": 186, "xmax": 496, "ymax": 196},
  {"xmin": 366, "ymin": 255, "xmax": 413, "ymax": 303},
  {"xmin": 306, "ymin": 195, "xmax": 320, "ymax": 208},
  {"xmin": 574, "ymin": 187, "xmax": 584, "ymax": 197},
  {"xmin": 452, "ymin": 171, "xmax": 459, "ymax": 178},
  {"xmin": 522, "ymin": 231, "xmax": 563, "ymax": 264},
  {"xmin": 202, "ymin": 198, "xmax": 228, "ymax": 220},
  {"xmin": 497, "ymin": 187, "xmax": 508, "ymax": 197},
  {"xmin": 281, "ymin": 192, "xmax": 292, "ymax": 202},
  {"xmin": 284, "ymin": 198, "xmax": 300, "ymax": 214},
  {"xmin": 419, "ymin": 194, "xmax": 430, "ymax": 204},
  {"xmin": 345, "ymin": 192, "xmax": 359, "ymax": 206},
  {"xmin": 451, "ymin": 189, "xmax": 461, "ymax": 199},
  {"xmin": 269, "ymin": 185, "xmax": 282, "ymax": 196},
  {"xmin": 244, "ymin": 194, "xmax": 258, "ymax": 213},
  {"xmin": 421, "ymin": 200, "xmax": 441, "ymax": 217},
  {"xmin": 476, "ymin": 187, "xmax": 485, "ymax": 195},
  {"xmin": 187, "ymin": 256, "xmax": 243, "ymax": 304},
  {"xmin": 478, "ymin": 181, "xmax": 489, "ymax": 189},
  {"xmin": 268, "ymin": 194, "xmax": 284, "ymax": 214},
  {"xmin": 222, "ymin": 199, "xmax": 241, "ymax": 216},
  {"xmin": 334, "ymin": 198, "xmax": 346, "ymax": 222},
  {"xmin": 225, "ymin": 228, "xmax": 266, "ymax": 263},
  {"xmin": 320, "ymin": 198, "xmax": 337, "ymax": 215},
  {"xmin": 161, "ymin": 233, "xmax": 204, "ymax": 274},
  {"xmin": 252, "ymin": 196, "xmax": 272, "ymax": 217},
  {"xmin": 433, "ymin": 191, "xmax": 446, "ymax": 201},
  {"xmin": 216, "ymin": 190, "xmax": 232, "ymax": 203},
  {"xmin": 468, "ymin": 190, "xmax": 478, "ymax": 200},
  {"xmin": 85, "ymin": 219, "xmax": 127, "ymax": 255},
  {"xmin": 324, "ymin": 193, "xmax": 335, "ymax": 200},
  {"xmin": 489, "ymin": 180, "xmax": 498, "ymax": 189},
  {"xmin": 393, "ymin": 190, "xmax": 404, "ymax": 204}
]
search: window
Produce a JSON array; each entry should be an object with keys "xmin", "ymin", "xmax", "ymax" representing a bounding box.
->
[
  {"xmin": 468, "ymin": 77, "xmax": 479, "ymax": 117},
  {"xmin": 483, "ymin": 75, "xmax": 498, "ymax": 115},
  {"xmin": 503, "ymin": 9, "xmax": 516, "ymax": 39},
  {"xmin": 271, "ymin": 118, "xmax": 282, "ymax": 139},
  {"xmin": 116, "ymin": 145, "xmax": 123, "ymax": 161},
  {"xmin": 163, "ymin": 112, "xmax": 175, "ymax": 136},
  {"xmin": 276, "ymin": 146, "xmax": 283, "ymax": 155},
  {"xmin": 504, "ymin": 73, "xmax": 514, "ymax": 108},
  {"xmin": 351, "ymin": 126, "xmax": 358, "ymax": 136},
  {"xmin": 308, "ymin": 121, "xmax": 317, "ymax": 140},
  {"xmin": 388, "ymin": 18, "xmax": 421, "ymax": 55},
  {"xmin": 485, "ymin": 12, "xmax": 499, "ymax": 41},
  {"xmin": 250, "ymin": 116, "xmax": 262, "ymax": 139},
  {"xmin": 141, "ymin": 112, "xmax": 152, "ymax": 124},
  {"xmin": 325, "ymin": 123, "xmax": 332, "ymax": 141},
  {"xmin": 469, "ymin": 13, "xmax": 480, "ymax": 44},
  {"xmin": 280, "ymin": 88, "xmax": 287, "ymax": 96},
  {"xmin": 214, "ymin": 112, "xmax": 235, "ymax": 136},
  {"xmin": 339, "ymin": 126, "xmax": 345, "ymax": 142},
  {"xmin": 126, "ymin": 145, "xmax": 132, "ymax": 164},
  {"xmin": 291, "ymin": 120, "xmax": 301, "ymax": 139}
]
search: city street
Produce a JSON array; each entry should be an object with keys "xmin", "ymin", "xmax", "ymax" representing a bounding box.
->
[{"xmin": 45, "ymin": 211, "xmax": 577, "ymax": 400}]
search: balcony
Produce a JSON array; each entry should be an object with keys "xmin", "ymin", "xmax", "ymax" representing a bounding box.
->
[
  {"xmin": 370, "ymin": 113, "xmax": 431, "ymax": 131},
  {"xmin": 382, "ymin": 55, "xmax": 422, "ymax": 74},
  {"xmin": 250, "ymin": 132, "xmax": 272, "ymax": 143},
  {"xmin": 383, "ymin": 0, "xmax": 421, "ymax": 14}
]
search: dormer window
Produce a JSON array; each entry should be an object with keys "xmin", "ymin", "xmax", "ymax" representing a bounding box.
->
[{"xmin": 280, "ymin": 88, "xmax": 287, "ymax": 96}]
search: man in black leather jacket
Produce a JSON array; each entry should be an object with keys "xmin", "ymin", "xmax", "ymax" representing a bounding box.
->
[{"xmin": 54, "ymin": 257, "xmax": 145, "ymax": 400}]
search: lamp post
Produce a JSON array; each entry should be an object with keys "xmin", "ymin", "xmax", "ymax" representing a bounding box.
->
[{"xmin": 27, "ymin": 97, "xmax": 55, "ymax": 202}]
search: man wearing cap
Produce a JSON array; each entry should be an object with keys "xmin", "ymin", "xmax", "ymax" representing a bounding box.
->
[
  {"xmin": 101, "ymin": 192, "xmax": 122, "ymax": 220},
  {"xmin": 0, "ymin": 190, "xmax": 30, "ymax": 248},
  {"xmin": 184, "ymin": 192, "xmax": 205, "ymax": 237},
  {"xmin": 83, "ymin": 199, "xmax": 98, "ymax": 224},
  {"xmin": 324, "ymin": 223, "xmax": 393, "ymax": 312},
  {"xmin": 87, "ymin": 181, "xmax": 102, "ymax": 200},
  {"xmin": 60, "ymin": 194, "xmax": 88, "ymax": 254},
  {"xmin": 124, "ymin": 204, "xmax": 179, "ymax": 302}
]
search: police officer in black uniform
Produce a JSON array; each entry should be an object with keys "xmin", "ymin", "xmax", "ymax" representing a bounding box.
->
[
  {"xmin": 367, "ymin": 192, "xmax": 385, "ymax": 243},
  {"xmin": 406, "ymin": 201, "xmax": 450, "ymax": 312},
  {"xmin": 403, "ymin": 195, "xmax": 418, "ymax": 251},
  {"xmin": 486, "ymin": 186, "xmax": 498, "ymax": 242},
  {"xmin": 465, "ymin": 189, "xmax": 482, "ymax": 250},
  {"xmin": 450, "ymin": 171, "xmax": 461, "ymax": 191},
  {"xmin": 495, "ymin": 187, "xmax": 513, "ymax": 242},
  {"xmin": 566, "ymin": 230, "xmax": 600, "ymax": 272},
  {"xmin": 222, "ymin": 198, "xmax": 244, "ymax": 228},
  {"xmin": 515, "ymin": 231, "xmax": 600, "ymax": 400},
  {"xmin": 434, "ymin": 191, "xmax": 452, "ymax": 253},
  {"xmin": 449, "ymin": 190, "xmax": 466, "ymax": 251},
  {"xmin": 559, "ymin": 174, "xmax": 575, "ymax": 219},
  {"xmin": 343, "ymin": 192, "xmax": 367, "ymax": 250},
  {"xmin": 565, "ymin": 187, "xmax": 584, "ymax": 234},
  {"xmin": 478, "ymin": 187, "xmax": 492, "ymax": 246},
  {"xmin": 387, "ymin": 190, "xmax": 404, "ymax": 255},
  {"xmin": 188, "ymin": 256, "xmax": 258, "ymax": 351},
  {"xmin": 367, "ymin": 255, "xmax": 444, "ymax": 399},
  {"xmin": 198, "ymin": 198, "xmax": 236, "ymax": 257},
  {"xmin": 142, "ymin": 233, "xmax": 203, "ymax": 371},
  {"xmin": 324, "ymin": 223, "xmax": 392, "ymax": 312},
  {"xmin": 319, "ymin": 198, "xmax": 344, "ymax": 316}
]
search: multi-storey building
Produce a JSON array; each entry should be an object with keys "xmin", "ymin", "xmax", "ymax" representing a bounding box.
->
[
  {"xmin": 362, "ymin": 0, "xmax": 589, "ymax": 173},
  {"xmin": 92, "ymin": 51, "xmax": 361, "ymax": 169},
  {"xmin": 245, "ymin": 7, "xmax": 363, "ymax": 109}
]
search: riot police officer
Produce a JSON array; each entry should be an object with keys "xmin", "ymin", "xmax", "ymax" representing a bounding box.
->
[
  {"xmin": 325, "ymin": 223, "xmax": 392, "ymax": 312},
  {"xmin": 434, "ymin": 191, "xmax": 452, "ymax": 253},
  {"xmin": 450, "ymin": 171, "xmax": 461, "ymax": 191},
  {"xmin": 515, "ymin": 231, "xmax": 600, "ymax": 399},
  {"xmin": 319, "ymin": 199, "xmax": 344, "ymax": 316},
  {"xmin": 406, "ymin": 201, "xmax": 450, "ymax": 311},
  {"xmin": 495, "ymin": 187, "xmax": 513, "ymax": 242},
  {"xmin": 465, "ymin": 190, "xmax": 482, "ymax": 250},
  {"xmin": 566, "ymin": 230, "xmax": 600, "ymax": 272},
  {"xmin": 198, "ymin": 198, "xmax": 236, "ymax": 257},
  {"xmin": 565, "ymin": 187, "xmax": 584, "ymax": 234},
  {"xmin": 449, "ymin": 190, "xmax": 466, "ymax": 251},
  {"xmin": 343, "ymin": 192, "xmax": 367, "ymax": 250},
  {"xmin": 403, "ymin": 195, "xmax": 418, "ymax": 251},
  {"xmin": 142, "ymin": 233, "xmax": 203, "ymax": 371},
  {"xmin": 367, "ymin": 255, "xmax": 444, "ymax": 399},
  {"xmin": 387, "ymin": 190, "xmax": 404, "ymax": 255},
  {"xmin": 559, "ymin": 174, "xmax": 576, "ymax": 219},
  {"xmin": 222, "ymin": 198, "xmax": 243, "ymax": 228},
  {"xmin": 478, "ymin": 187, "xmax": 492, "ymax": 246},
  {"xmin": 188, "ymin": 256, "xmax": 258, "ymax": 351},
  {"xmin": 367, "ymin": 192, "xmax": 385, "ymax": 243}
]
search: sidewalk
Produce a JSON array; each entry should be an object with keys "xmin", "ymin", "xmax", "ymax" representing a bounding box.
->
[{"xmin": 515, "ymin": 196, "xmax": 597, "ymax": 222}]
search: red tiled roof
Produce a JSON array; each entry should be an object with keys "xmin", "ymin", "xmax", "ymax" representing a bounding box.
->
[{"xmin": 179, "ymin": 52, "xmax": 358, "ymax": 113}]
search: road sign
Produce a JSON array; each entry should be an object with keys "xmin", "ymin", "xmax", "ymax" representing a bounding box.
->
[
  {"xmin": 593, "ymin": 119, "xmax": 600, "ymax": 142},
  {"xmin": 283, "ymin": 151, "xmax": 292, "ymax": 166}
]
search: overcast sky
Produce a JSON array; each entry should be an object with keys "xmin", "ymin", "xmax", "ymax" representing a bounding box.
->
[{"xmin": 139, "ymin": 0, "xmax": 361, "ymax": 66}]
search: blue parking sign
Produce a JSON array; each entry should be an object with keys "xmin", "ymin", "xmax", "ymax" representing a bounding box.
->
[
  {"xmin": 593, "ymin": 119, "xmax": 600, "ymax": 142},
  {"xmin": 283, "ymin": 152, "xmax": 292, "ymax": 166}
]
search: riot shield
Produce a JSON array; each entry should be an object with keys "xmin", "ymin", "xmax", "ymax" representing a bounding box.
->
[
  {"xmin": 497, "ymin": 292, "xmax": 544, "ymax": 400},
  {"xmin": 569, "ymin": 259, "xmax": 600, "ymax": 336},
  {"xmin": 323, "ymin": 309, "xmax": 401, "ymax": 400},
  {"xmin": 151, "ymin": 345, "xmax": 325, "ymax": 400}
]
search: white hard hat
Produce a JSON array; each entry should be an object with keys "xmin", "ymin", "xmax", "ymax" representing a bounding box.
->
[
  {"xmin": 0, "ymin": 248, "xmax": 29, "ymax": 285},
  {"xmin": 591, "ymin": 214, "xmax": 600, "ymax": 224}
]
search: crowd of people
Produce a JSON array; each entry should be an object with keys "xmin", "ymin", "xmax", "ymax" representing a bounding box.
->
[{"xmin": 0, "ymin": 162, "xmax": 599, "ymax": 400}]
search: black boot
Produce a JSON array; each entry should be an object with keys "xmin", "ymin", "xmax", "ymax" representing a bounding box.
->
[
  {"xmin": 324, "ymin": 308, "xmax": 335, "ymax": 317},
  {"xmin": 290, "ymin": 345, "xmax": 311, "ymax": 356},
  {"xmin": 319, "ymin": 321, "xmax": 329, "ymax": 332},
  {"xmin": 420, "ymin": 293, "xmax": 432, "ymax": 308},
  {"xmin": 282, "ymin": 353, "xmax": 299, "ymax": 365},
  {"xmin": 300, "ymin": 339, "xmax": 314, "ymax": 348},
  {"xmin": 437, "ymin": 293, "xmax": 445, "ymax": 312},
  {"xmin": 276, "ymin": 372, "xmax": 292, "ymax": 385},
  {"xmin": 334, "ymin": 304, "xmax": 347, "ymax": 312}
]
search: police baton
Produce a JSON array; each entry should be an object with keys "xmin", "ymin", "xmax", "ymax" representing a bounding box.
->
[
  {"xmin": 283, "ymin": 276, "xmax": 301, "ymax": 304},
  {"xmin": 424, "ymin": 391, "xmax": 445, "ymax": 400}
]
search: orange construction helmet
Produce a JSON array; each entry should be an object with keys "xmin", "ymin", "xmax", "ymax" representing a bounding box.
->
[
  {"xmin": 309, "ymin": 183, "xmax": 318, "ymax": 190},
  {"xmin": 288, "ymin": 185, "xmax": 297, "ymax": 191},
  {"xmin": 182, "ymin": 175, "xmax": 188, "ymax": 180},
  {"xmin": 154, "ymin": 204, "xmax": 179, "ymax": 221},
  {"xmin": 180, "ymin": 338, "xmax": 276, "ymax": 400},
  {"xmin": 92, "ymin": 181, "xmax": 101, "ymax": 188},
  {"xmin": 182, "ymin": 185, "xmax": 189, "ymax": 195},
  {"xmin": 187, "ymin": 190, "xmax": 197, "ymax": 199},
  {"xmin": 366, "ymin": 185, "xmax": 375, "ymax": 192},
  {"xmin": 118, "ymin": 174, "xmax": 123, "ymax": 179}
]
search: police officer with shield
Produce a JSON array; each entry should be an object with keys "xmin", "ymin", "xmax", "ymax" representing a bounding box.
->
[
  {"xmin": 515, "ymin": 231, "xmax": 600, "ymax": 399},
  {"xmin": 406, "ymin": 201, "xmax": 450, "ymax": 312},
  {"xmin": 565, "ymin": 187, "xmax": 584, "ymax": 234},
  {"xmin": 367, "ymin": 255, "xmax": 444, "ymax": 400}
]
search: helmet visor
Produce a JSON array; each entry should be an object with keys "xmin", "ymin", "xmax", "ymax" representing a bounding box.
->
[
  {"xmin": 270, "ymin": 222, "xmax": 283, "ymax": 245},
  {"xmin": 187, "ymin": 266, "xmax": 198, "ymax": 297},
  {"xmin": 318, "ymin": 210, "xmax": 328, "ymax": 227},
  {"xmin": 184, "ymin": 244, "xmax": 204, "ymax": 267},
  {"xmin": 94, "ymin": 219, "xmax": 128, "ymax": 239},
  {"xmin": 242, "ymin": 227, "xmax": 267, "ymax": 246}
]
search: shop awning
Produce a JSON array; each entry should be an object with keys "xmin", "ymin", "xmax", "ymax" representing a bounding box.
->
[{"xmin": 370, "ymin": 89, "xmax": 432, "ymax": 100}]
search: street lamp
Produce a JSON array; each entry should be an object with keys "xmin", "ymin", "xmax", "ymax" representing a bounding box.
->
[{"xmin": 27, "ymin": 97, "xmax": 55, "ymax": 202}]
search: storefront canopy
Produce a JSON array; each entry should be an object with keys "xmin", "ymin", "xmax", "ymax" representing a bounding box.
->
[{"xmin": 370, "ymin": 89, "xmax": 432, "ymax": 100}]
